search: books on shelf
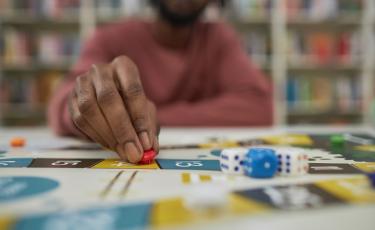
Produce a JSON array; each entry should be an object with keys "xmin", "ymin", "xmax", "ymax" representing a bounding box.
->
[
  {"xmin": 286, "ymin": 74, "xmax": 361, "ymax": 114},
  {"xmin": 1, "ymin": 30, "xmax": 33, "ymax": 65},
  {"xmin": 242, "ymin": 31, "xmax": 271, "ymax": 68},
  {"xmin": 0, "ymin": 0, "xmax": 80, "ymax": 19},
  {"xmin": 229, "ymin": 0, "xmax": 272, "ymax": 21},
  {"xmin": 94, "ymin": 0, "xmax": 148, "ymax": 19},
  {"xmin": 0, "ymin": 29, "xmax": 79, "ymax": 67},
  {"xmin": 0, "ymin": 72, "xmax": 63, "ymax": 110},
  {"xmin": 37, "ymin": 32, "xmax": 80, "ymax": 65},
  {"xmin": 285, "ymin": 0, "xmax": 362, "ymax": 21},
  {"xmin": 287, "ymin": 30, "xmax": 361, "ymax": 66},
  {"xmin": 339, "ymin": 0, "xmax": 363, "ymax": 12}
]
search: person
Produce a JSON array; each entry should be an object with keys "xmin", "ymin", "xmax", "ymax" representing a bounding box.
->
[{"xmin": 48, "ymin": 0, "xmax": 273, "ymax": 163}]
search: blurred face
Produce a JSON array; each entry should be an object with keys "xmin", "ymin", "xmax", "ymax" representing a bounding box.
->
[{"xmin": 153, "ymin": 0, "xmax": 210, "ymax": 26}]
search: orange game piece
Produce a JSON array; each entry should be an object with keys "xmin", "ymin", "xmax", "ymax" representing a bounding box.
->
[{"xmin": 10, "ymin": 137, "xmax": 26, "ymax": 147}]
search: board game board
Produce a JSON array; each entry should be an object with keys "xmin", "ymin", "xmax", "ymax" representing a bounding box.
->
[{"xmin": 0, "ymin": 128, "xmax": 375, "ymax": 230}]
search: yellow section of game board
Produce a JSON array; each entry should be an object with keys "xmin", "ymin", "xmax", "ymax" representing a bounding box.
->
[
  {"xmin": 199, "ymin": 175, "xmax": 212, "ymax": 182},
  {"xmin": 315, "ymin": 176, "xmax": 375, "ymax": 203},
  {"xmin": 354, "ymin": 163, "xmax": 375, "ymax": 173},
  {"xmin": 0, "ymin": 217, "xmax": 15, "ymax": 230},
  {"xmin": 181, "ymin": 173, "xmax": 191, "ymax": 184},
  {"xmin": 92, "ymin": 159, "xmax": 159, "ymax": 169},
  {"xmin": 181, "ymin": 173, "xmax": 214, "ymax": 184},
  {"xmin": 354, "ymin": 145, "xmax": 375, "ymax": 152},
  {"xmin": 199, "ymin": 140, "xmax": 239, "ymax": 149},
  {"xmin": 150, "ymin": 194, "xmax": 269, "ymax": 228},
  {"xmin": 181, "ymin": 173, "xmax": 237, "ymax": 185},
  {"xmin": 260, "ymin": 134, "xmax": 313, "ymax": 146}
]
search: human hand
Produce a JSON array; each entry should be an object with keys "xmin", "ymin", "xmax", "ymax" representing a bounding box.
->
[{"xmin": 68, "ymin": 56, "xmax": 159, "ymax": 163}]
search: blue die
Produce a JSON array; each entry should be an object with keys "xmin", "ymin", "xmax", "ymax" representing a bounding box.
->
[
  {"xmin": 367, "ymin": 173, "xmax": 375, "ymax": 188},
  {"xmin": 244, "ymin": 148, "xmax": 278, "ymax": 178}
]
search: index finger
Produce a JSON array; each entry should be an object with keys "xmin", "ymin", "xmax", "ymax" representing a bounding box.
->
[
  {"xmin": 112, "ymin": 56, "xmax": 154, "ymax": 151},
  {"xmin": 91, "ymin": 63, "xmax": 142, "ymax": 163}
]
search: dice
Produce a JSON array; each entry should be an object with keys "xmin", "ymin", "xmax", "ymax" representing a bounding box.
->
[
  {"xmin": 244, "ymin": 148, "xmax": 278, "ymax": 178},
  {"xmin": 367, "ymin": 172, "xmax": 375, "ymax": 188},
  {"xmin": 220, "ymin": 148, "xmax": 247, "ymax": 174},
  {"xmin": 275, "ymin": 147, "xmax": 309, "ymax": 176}
]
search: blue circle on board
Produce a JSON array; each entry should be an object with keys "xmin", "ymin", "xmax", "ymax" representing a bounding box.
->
[{"xmin": 0, "ymin": 176, "xmax": 59, "ymax": 203}]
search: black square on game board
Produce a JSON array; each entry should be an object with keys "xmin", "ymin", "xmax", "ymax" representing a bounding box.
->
[
  {"xmin": 308, "ymin": 163, "xmax": 362, "ymax": 174},
  {"xmin": 29, "ymin": 158, "xmax": 103, "ymax": 168},
  {"xmin": 235, "ymin": 184, "xmax": 345, "ymax": 210}
]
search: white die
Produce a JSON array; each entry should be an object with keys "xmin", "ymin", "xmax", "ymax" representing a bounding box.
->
[
  {"xmin": 275, "ymin": 147, "xmax": 309, "ymax": 176},
  {"xmin": 220, "ymin": 148, "xmax": 247, "ymax": 174}
]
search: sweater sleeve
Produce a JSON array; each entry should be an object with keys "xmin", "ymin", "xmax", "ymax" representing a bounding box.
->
[
  {"xmin": 48, "ymin": 31, "xmax": 111, "ymax": 136},
  {"xmin": 157, "ymin": 24, "xmax": 273, "ymax": 126}
]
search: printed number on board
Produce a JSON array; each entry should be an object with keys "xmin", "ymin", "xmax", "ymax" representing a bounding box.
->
[
  {"xmin": 0, "ymin": 161, "xmax": 16, "ymax": 166},
  {"xmin": 176, "ymin": 161, "xmax": 203, "ymax": 168},
  {"xmin": 51, "ymin": 160, "xmax": 81, "ymax": 166},
  {"xmin": 0, "ymin": 158, "xmax": 33, "ymax": 168}
]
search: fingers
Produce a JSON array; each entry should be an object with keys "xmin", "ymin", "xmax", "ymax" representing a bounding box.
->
[
  {"xmin": 112, "ymin": 56, "xmax": 155, "ymax": 152},
  {"xmin": 69, "ymin": 55, "xmax": 160, "ymax": 163},
  {"xmin": 74, "ymin": 74, "xmax": 117, "ymax": 150},
  {"xmin": 69, "ymin": 90, "xmax": 107, "ymax": 146},
  {"xmin": 91, "ymin": 63, "xmax": 143, "ymax": 163}
]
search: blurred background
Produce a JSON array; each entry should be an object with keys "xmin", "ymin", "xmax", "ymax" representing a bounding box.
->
[{"xmin": 0, "ymin": 0, "xmax": 374, "ymax": 127}]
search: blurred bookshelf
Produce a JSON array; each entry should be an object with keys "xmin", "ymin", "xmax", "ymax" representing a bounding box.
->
[
  {"xmin": 0, "ymin": 0, "xmax": 374, "ymax": 127},
  {"xmin": 0, "ymin": 0, "xmax": 81, "ymax": 126},
  {"xmin": 284, "ymin": 0, "xmax": 366, "ymax": 125},
  {"xmin": 229, "ymin": 0, "xmax": 374, "ymax": 125},
  {"xmin": 227, "ymin": 0, "xmax": 272, "ymax": 71}
]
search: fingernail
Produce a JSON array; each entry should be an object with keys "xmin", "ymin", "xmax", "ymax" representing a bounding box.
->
[
  {"xmin": 124, "ymin": 142, "xmax": 141, "ymax": 163},
  {"xmin": 139, "ymin": 131, "xmax": 151, "ymax": 150},
  {"xmin": 117, "ymin": 145, "xmax": 128, "ymax": 161}
]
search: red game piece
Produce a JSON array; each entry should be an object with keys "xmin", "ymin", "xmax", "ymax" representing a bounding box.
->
[{"xmin": 139, "ymin": 149, "xmax": 156, "ymax": 164}]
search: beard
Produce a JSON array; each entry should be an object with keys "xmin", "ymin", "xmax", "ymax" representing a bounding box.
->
[{"xmin": 152, "ymin": 0, "xmax": 207, "ymax": 27}]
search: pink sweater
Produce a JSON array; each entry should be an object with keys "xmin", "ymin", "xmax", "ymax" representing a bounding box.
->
[{"xmin": 48, "ymin": 19, "xmax": 273, "ymax": 136}]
